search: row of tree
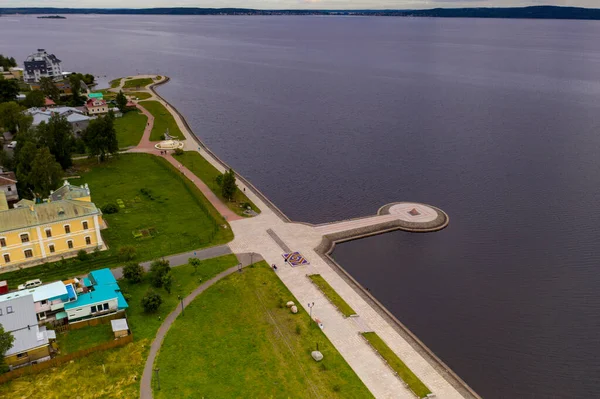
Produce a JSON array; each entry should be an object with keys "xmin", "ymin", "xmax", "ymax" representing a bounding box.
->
[
  {"xmin": 0, "ymin": 101, "xmax": 119, "ymax": 199},
  {"xmin": 0, "ymin": 54, "xmax": 17, "ymax": 70}
]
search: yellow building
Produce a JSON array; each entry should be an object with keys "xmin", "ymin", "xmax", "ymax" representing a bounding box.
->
[{"xmin": 0, "ymin": 181, "xmax": 105, "ymax": 271}]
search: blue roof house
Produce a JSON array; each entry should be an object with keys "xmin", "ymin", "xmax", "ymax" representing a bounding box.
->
[{"xmin": 64, "ymin": 268, "xmax": 128, "ymax": 322}]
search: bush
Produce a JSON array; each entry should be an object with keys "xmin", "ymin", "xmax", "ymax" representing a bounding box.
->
[
  {"xmin": 141, "ymin": 290, "xmax": 163, "ymax": 313},
  {"xmin": 162, "ymin": 271, "xmax": 173, "ymax": 293},
  {"xmin": 149, "ymin": 259, "xmax": 171, "ymax": 288},
  {"xmin": 76, "ymin": 249, "xmax": 89, "ymax": 261},
  {"xmin": 123, "ymin": 262, "xmax": 144, "ymax": 283},
  {"xmin": 173, "ymin": 148, "xmax": 184, "ymax": 156},
  {"xmin": 101, "ymin": 203, "xmax": 119, "ymax": 214},
  {"xmin": 118, "ymin": 246, "xmax": 137, "ymax": 261}
]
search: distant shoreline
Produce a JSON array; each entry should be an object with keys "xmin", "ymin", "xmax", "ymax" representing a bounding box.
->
[{"xmin": 2, "ymin": 6, "xmax": 600, "ymax": 21}]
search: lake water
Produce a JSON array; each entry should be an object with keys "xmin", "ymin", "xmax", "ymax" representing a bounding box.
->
[{"xmin": 2, "ymin": 15, "xmax": 600, "ymax": 397}]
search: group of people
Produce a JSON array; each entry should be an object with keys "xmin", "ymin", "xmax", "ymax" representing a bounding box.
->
[{"xmin": 159, "ymin": 150, "xmax": 169, "ymax": 155}]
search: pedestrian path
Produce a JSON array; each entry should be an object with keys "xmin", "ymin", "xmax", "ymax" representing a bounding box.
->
[
  {"xmin": 121, "ymin": 75, "xmax": 475, "ymax": 398},
  {"xmin": 111, "ymin": 245, "xmax": 231, "ymax": 280},
  {"xmin": 140, "ymin": 254, "xmax": 255, "ymax": 399}
]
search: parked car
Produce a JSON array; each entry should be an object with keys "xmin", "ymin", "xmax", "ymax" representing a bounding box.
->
[
  {"xmin": 6, "ymin": 141, "xmax": 17, "ymax": 149},
  {"xmin": 18, "ymin": 279, "xmax": 42, "ymax": 290}
]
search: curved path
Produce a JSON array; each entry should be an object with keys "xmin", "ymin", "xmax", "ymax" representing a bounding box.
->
[
  {"xmin": 139, "ymin": 254, "xmax": 260, "ymax": 399},
  {"xmin": 118, "ymin": 75, "xmax": 475, "ymax": 399}
]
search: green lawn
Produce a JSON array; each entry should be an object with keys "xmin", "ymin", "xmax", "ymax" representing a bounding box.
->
[
  {"xmin": 308, "ymin": 274, "xmax": 356, "ymax": 317},
  {"xmin": 139, "ymin": 100, "xmax": 184, "ymax": 141},
  {"xmin": 114, "ymin": 110, "xmax": 147, "ymax": 148},
  {"xmin": 362, "ymin": 332, "xmax": 431, "ymax": 398},
  {"xmin": 123, "ymin": 78, "xmax": 153, "ymax": 89},
  {"xmin": 0, "ymin": 255, "xmax": 238, "ymax": 399},
  {"xmin": 128, "ymin": 91, "xmax": 152, "ymax": 100},
  {"xmin": 109, "ymin": 78, "xmax": 121, "ymax": 88},
  {"xmin": 119, "ymin": 254, "xmax": 239, "ymax": 341},
  {"xmin": 56, "ymin": 324, "xmax": 114, "ymax": 355},
  {"xmin": 154, "ymin": 262, "xmax": 373, "ymax": 399},
  {"xmin": 70, "ymin": 153, "xmax": 231, "ymax": 261},
  {"xmin": 174, "ymin": 151, "xmax": 260, "ymax": 216}
]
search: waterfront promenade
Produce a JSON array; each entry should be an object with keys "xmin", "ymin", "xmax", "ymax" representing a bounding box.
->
[{"xmin": 118, "ymin": 76, "xmax": 478, "ymax": 398}]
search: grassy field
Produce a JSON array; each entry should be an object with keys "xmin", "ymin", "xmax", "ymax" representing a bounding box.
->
[
  {"xmin": 109, "ymin": 78, "xmax": 121, "ymax": 88},
  {"xmin": 174, "ymin": 151, "xmax": 260, "ymax": 216},
  {"xmin": 70, "ymin": 153, "xmax": 232, "ymax": 260},
  {"xmin": 308, "ymin": 274, "xmax": 356, "ymax": 317},
  {"xmin": 123, "ymin": 78, "xmax": 153, "ymax": 89},
  {"xmin": 154, "ymin": 262, "xmax": 372, "ymax": 398},
  {"xmin": 56, "ymin": 323, "xmax": 114, "ymax": 355},
  {"xmin": 0, "ymin": 154, "xmax": 232, "ymax": 286},
  {"xmin": 139, "ymin": 100, "xmax": 184, "ymax": 141},
  {"xmin": 362, "ymin": 332, "xmax": 431, "ymax": 398},
  {"xmin": 0, "ymin": 255, "xmax": 239, "ymax": 398},
  {"xmin": 119, "ymin": 254, "xmax": 239, "ymax": 340},
  {"xmin": 114, "ymin": 109, "xmax": 147, "ymax": 148},
  {"xmin": 128, "ymin": 91, "xmax": 152, "ymax": 100}
]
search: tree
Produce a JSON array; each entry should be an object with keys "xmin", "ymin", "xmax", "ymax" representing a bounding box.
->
[
  {"xmin": 123, "ymin": 262, "xmax": 144, "ymax": 283},
  {"xmin": 161, "ymin": 271, "xmax": 173, "ymax": 294},
  {"xmin": 83, "ymin": 74, "xmax": 95, "ymax": 86},
  {"xmin": 36, "ymin": 113, "xmax": 74, "ymax": 169},
  {"xmin": 0, "ymin": 55, "xmax": 17, "ymax": 70},
  {"xmin": 68, "ymin": 74, "xmax": 82, "ymax": 104},
  {"xmin": 141, "ymin": 290, "xmax": 163, "ymax": 313},
  {"xmin": 82, "ymin": 112, "xmax": 118, "ymax": 161},
  {"xmin": 0, "ymin": 324, "xmax": 15, "ymax": 374},
  {"xmin": 24, "ymin": 90, "xmax": 45, "ymax": 108},
  {"xmin": 116, "ymin": 90, "xmax": 127, "ymax": 113},
  {"xmin": 221, "ymin": 169, "xmax": 237, "ymax": 201},
  {"xmin": 118, "ymin": 245, "xmax": 136, "ymax": 261},
  {"xmin": 0, "ymin": 79, "xmax": 19, "ymax": 103},
  {"xmin": 0, "ymin": 102, "xmax": 23, "ymax": 133},
  {"xmin": 27, "ymin": 147, "xmax": 62, "ymax": 199},
  {"xmin": 39, "ymin": 77, "xmax": 60, "ymax": 103},
  {"xmin": 149, "ymin": 259, "xmax": 171, "ymax": 288},
  {"xmin": 189, "ymin": 257, "xmax": 201, "ymax": 275}
]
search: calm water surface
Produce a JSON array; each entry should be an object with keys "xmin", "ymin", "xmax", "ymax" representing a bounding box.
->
[{"xmin": 2, "ymin": 15, "xmax": 600, "ymax": 397}]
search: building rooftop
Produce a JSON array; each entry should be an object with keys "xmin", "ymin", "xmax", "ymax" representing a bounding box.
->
[
  {"xmin": 0, "ymin": 281, "xmax": 68, "ymax": 303},
  {"xmin": 0, "ymin": 199, "xmax": 100, "ymax": 233},
  {"xmin": 64, "ymin": 268, "xmax": 128, "ymax": 311},
  {"xmin": 49, "ymin": 181, "xmax": 90, "ymax": 202},
  {"xmin": 0, "ymin": 294, "xmax": 50, "ymax": 357},
  {"xmin": 0, "ymin": 171, "xmax": 17, "ymax": 186}
]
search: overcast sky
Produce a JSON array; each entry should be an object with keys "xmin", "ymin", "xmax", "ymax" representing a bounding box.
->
[{"xmin": 4, "ymin": 0, "xmax": 599, "ymax": 10}]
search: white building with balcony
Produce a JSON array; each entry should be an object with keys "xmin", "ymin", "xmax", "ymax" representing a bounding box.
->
[{"xmin": 23, "ymin": 49, "xmax": 62, "ymax": 83}]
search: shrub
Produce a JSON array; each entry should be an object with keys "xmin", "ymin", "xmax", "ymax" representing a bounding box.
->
[
  {"xmin": 76, "ymin": 250, "xmax": 89, "ymax": 261},
  {"xmin": 101, "ymin": 203, "xmax": 119, "ymax": 214},
  {"xmin": 173, "ymin": 148, "xmax": 184, "ymax": 156},
  {"xmin": 118, "ymin": 246, "xmax": 137, "ymax": 261},
  {"xmin": 189, "ymin": 258, "xmax": 201, "ymax": 274},
  {"xmin": 141, "ymin": 290, "xmax": 163, "ymax": 313},
  {"xmin": 123, "ymin": 262, "xmax": 144, "ymax": 283},
  {"xmin": 150, "ymin": 259, "xmax": 171, "ymax": 288}
]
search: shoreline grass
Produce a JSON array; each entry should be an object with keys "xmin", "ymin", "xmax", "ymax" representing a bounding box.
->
[
  {"xmin": 139, "ymin": 100, "xmax": 184, "ymax": 141},
  {"xmin": 109, "ymin": 78, "xmax": 121, "ymax": 88},
  {"xmin": 308, "ymin": 274, "xmax": 356, "ymax": 317},
  {"xmin": 114, "ymin": 109, "xmax": 148, "ymax": 148},
  {"xmin": 361, "ymin": 332, "xmax": 431, "ymax": 398},
  {"xmin": 154, "ymin": 262, "xmax": 373, "ymax": 398},
  {"xmin": 174, "ymin": 151, "xmax": 260, "ymax": 216},
  {"xmin": 123, "ymin": 77, "xmax": 153, "ymax": 89},
  {"xmin": 127, "ymin": 91, "xmax": 152, "ymax": 100}
]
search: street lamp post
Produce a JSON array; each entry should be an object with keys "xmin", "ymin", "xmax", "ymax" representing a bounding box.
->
[
  {"xmin": 250, "ymin": 252, "xmax": 254, "ymax": 266},
  {"xmin": 178, "ymin": 295, "xmax": 184, "ymax": 316},
  {"xmin": 308, "ymin": 302, "xmax": 315, "ymax": 322},
  {"xmin": 237, "ymin": 263, "xmax": 242, "ymax": 273},
  {"xmin": 154, "ymin": 368, "xmax": 160, "ymax": 390}
]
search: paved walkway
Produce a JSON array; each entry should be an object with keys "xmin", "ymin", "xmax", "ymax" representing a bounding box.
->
[
  {"xmin": 139, "ymin": 254, "xmax": 257, "ymax": 399},
  {"xmin": 111, "ymin": 245, "xmax": 231, "ymax": 280},
  {"xmin": 119, "ymin": 75, "xmax": 473, "ymax": 398}
]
